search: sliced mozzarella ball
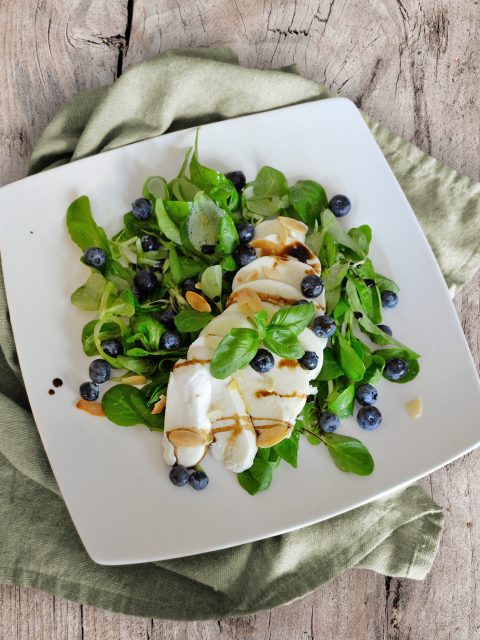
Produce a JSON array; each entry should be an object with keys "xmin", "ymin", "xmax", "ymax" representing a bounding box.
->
[
  {"xmin": 163, "ymin": 361, "xmax": 212, "ymax": 467},
  {"xmin": 187, "ymin": 334, "xmax": 220, "ymax": 361},
  {"xmin": 233, "ymin": 255, "xmax": 317, "ymax": 291},
  {"xmin": 211, "ymin": 428, "xmax": 257, "ymax": 473},
  {"xmin": 231, "ymin": 279, "xmax": 325, "ymax": 313},
  {"xmin": 199, "ymin": 310, "xmax": 252, "ymax": 339},
  {"xmin": 255, "ymin": 218, "xmax": 307, "ymax": 243}
]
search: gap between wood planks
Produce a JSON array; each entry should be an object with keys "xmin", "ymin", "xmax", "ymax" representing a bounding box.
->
[{"xmin": 117, "ymin": 0, "xmax": 135, "ymax": 77}]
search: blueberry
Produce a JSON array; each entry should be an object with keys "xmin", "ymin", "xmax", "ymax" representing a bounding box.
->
[
  {"xmin": 140, "ymin": 234, "xmax": 160, "ymax": 252},
  {"xmin": 319, "ymin": 411, "xmax": 340, "ymax": 432},
  {"xmin": 384, "ymin": 357, "xmax": 408, "ymax": 381},
  {"xmin": 293, "ymin": 299, "xmax": 309, "ymax": 306},
  {"xmin": 250, "ymin": 348, "xmax": 274, "ymax": 373},
  {"xmin": 306, "ymin": 394, "xmax": 315, "ymax": 403},
  {"xmin": 353, "ymin": 311, "xmax": 363, "ymax": 320},
  {"xmin": 298, "ymin": 351, "xmax": 319, "ymax": 370},
  {"xmin": 169, "ymin": 464, "xmax": 189, "ymax": 487},
  {"xmin": 84, "ymin": 247, "xmax": 106, "ymax": 268},
  {"xmin": 377, "ymin": 324, "xmax": 392, "ymax": 336},
  {"xmin": 357, "ymin": 406, "xmax": 382, "ymax": 430},
  {"xmin": 181, "ymin": 278, "xmax": 198, "ymax": 294},
  {"xmin": 132, "ymin": 197, "xmax": 152, "ymax": 220},
  {"xmin": 236, "ymin": 222, "xmax": 255, "ymax": 244},
  {"xmin": 234, "ymin": 244, "xmax": 257, "ymax": 267},
  {"xmin": 134, "ymin": 269, "xmax": 157, "ymax": 294},
  {"xmin": 329, "ymin": 194, "xmax": 351, "ymax": 217},
  {"xmin": 201, "ymin": 244, "xmax": 216, "ymax": 255},
  {"xmin": 225, "ymin": 170, "xmax": 246, "ymax": 193},
  {"xmin": 160, "ymin": 331, "xmax": 181, "ymax": 351},
  {"xmin": 364, "ymin": 278, "xmax": 376, "ymax": 288},
  {"xmin": 79, "ymin": 381, "xmax": 99, "ymax": 402},
  {"xmin": 189, "ymin": 469, "xmax": 209, "ymax": 490},
  {"xmin": 355, "ymin": 383, "xmax": 378, "ymax": 406},
  {"xmin": 300, "ymin": 275, "xmax": 324, "ymax": 298},
  {"xmin": 158, "ymin": 306, "xmax": 177, "ymax": 329},
  {"xmin": 89, "ymin": 359, "xmax": 111, "ymax": 384},
  {"xmin": 381, "ymin": 290, "xmax": 398, "ymax": 309},
  {"xmin": 286, "ymin": 243, "xmax": 310, "ymax": 263},
  {"xmin": 312, "ymin": 314, "xmax": 336, "ymax": 338},
  {"xmin": 132, "ymin": 284, "xmax": 147, "ymax": 303},
  {"xmin": 101, "ymin": 338, "xmax": 123, "ymax": 357}
]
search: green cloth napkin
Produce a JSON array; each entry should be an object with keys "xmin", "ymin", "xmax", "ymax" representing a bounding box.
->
[{"xmin": 1, "ymin": 47, "xmax": 479, "ymax": 620}]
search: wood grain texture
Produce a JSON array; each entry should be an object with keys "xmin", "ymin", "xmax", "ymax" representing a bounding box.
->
[{"xmin": 0, "ymin": 1, "xmax": 479, "ymax": 638}]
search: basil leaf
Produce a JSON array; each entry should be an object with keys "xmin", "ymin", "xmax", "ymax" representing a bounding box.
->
[
  {"xmin": 264, "ymin": 328, "xmax": 304, "ymax": 359},
  {"xmin": 155, "ymin": 199, "xmax": 181, "ymax": 244},
  {"xmin": 174, "ymin": 308, "xmax": 213, "ymax": 332},
  {"xmin": 318, "ymin": 348, "xmax": 344, "ymax": 381},
  {"xmin": 210, "ymin": 328, "xmax": 260, "ymax": 379},
  {"xmin": 334, "ymin": 333, "xmax": 366, "ymax": 382},
  {"xmin": 274, "ymin": 428, "xmax": 300, "ymax": 468},
  {"xmin": 200, "ymin": 265, "xmax": 222, "ymax": 301},
  {"xmin": 102, "ymin": 385, "xmax": 164, "ymax": 431},
  {"xmin": 253, "ymin": 310, "xmax": 268, "ymax": 340},
  {"xmin": 322, "ymin": 262, "xmax": 349, "ymax": 291},
  {"xmin": 238, "ymin": 456, "xmax": 274, "ymax": 495},
  {"xmin": 252, "ymin": 166, "xmax": 288, "ymax": 198},
  {"xmin": 323, "ymin": 433, "xmax": 374, "ymax": 475},
  {"xmin": 269, "ymin": 302, "xmax": 315, "ymax": 335},
  {"xmin": 71, "ymin": 272, "xmax": 106, "ymax": 310},
  {"xmin": 288, "ymin": 180, "xmax": 328, "ymax": 227},
  {"xmin": 66, "ymin": 196, "xmax": 110, "ymax": 254},
  {"xmin": 321, "ymin": 210, "xmax": 365, "ymax": 258},
  {"xmin": 327, "ymin": 384, "xmax": 355, "ymax": 418}
]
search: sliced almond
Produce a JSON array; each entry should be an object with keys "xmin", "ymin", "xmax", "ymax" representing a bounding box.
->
[
  {"xmin": 151, "ymin": 394, "xmax": 166, "ymax": 415},
  {"xmin": 249, "ymin": 238, "xmax": 279, "ymax": 255},
  {"xmin": 168, "ymin": 429, "xmax": 208, "ymax": 447},
  {"xmin": 234, "ymin": 287, "xmax": 263, "ymax": 316},
  {"xmin": 121, "ymin": 375, "xmax": 148, "ymax": 385},
  {"xmin": 278, "ymin": 216, "xmax": 307, "ymax": 233},
  {"xmin": 75, "ymin": 399, "xmax": 105, "ymax": 416},
  {"xmin": 263, "ymin": 266, "xmax": 282, "ymax": 281},
  {"xmin": 257, "ymin": 425, "xmax": 291, "ymax": 448},
  {"xmin": 186, "ymin": 290, "xmax": 212, "ymax": 313},
  {"xmin": 406, "ymin": 398, "xmax": 422, "ymax": 419}
]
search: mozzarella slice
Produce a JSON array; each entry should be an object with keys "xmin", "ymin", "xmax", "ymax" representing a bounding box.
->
[
  {"xmin": 255, "ymin": 218, "xmax": 307, "ymax": 242},
  {"xmin": 233, "ymin": 255, "xmax": 317, "ymax": 291},
  {"xmin": 230, "ymin": 279, "xmax": 326, "ymax": 313}
]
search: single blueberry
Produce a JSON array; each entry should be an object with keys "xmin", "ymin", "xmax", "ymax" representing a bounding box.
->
[
  {"xmin": 134, "ymin": 269, "xmax": 157, "ymax": 294},
  {"xmin": 201, "ymin": 244, "xmax": 216, "ymax": 255},
  {"xmin": 312, "ymin": 314, "xmax": 336, "ymax": 338},
  {"xmin": 384, "ymin": 357, "xmax": 408, "ymax": 381},
  {"xmin": 355, "ymin": 383, "xmax": 378, "ymax": 407},
  {"xmin": 181, "ymin": 278, "xmax": 198, "ymax": 294},
  {"xmin": 189, "ymin": 469, "xmax": 209, "ymax": 490},
  {"xmin": 353, "ymin": 311, "xmax": 363, "ymax": 320},
  {"xmin": 236, "ymin": 222, "xmax": 255, "ymax": 244},
  {"xmin": 101, "ymin": 338, "xmax": 123, "ymax": 357},
  {"xmin": 160, "ymin": 331, "xmax": 181, "ymax": 351},
  {"xmin": 84, "ymin": 247, "xmax": 106, "ymax": 268},
  {"xmin": 234, "ymin": 244, "xmax": 257, "ymax": 267},
  {"xmin": 329, "ymin": 194, "xmax": 351, "ymax": 217},
  {"xmin": 140, "ymin": 234, "xmax": 160, "ymax": 252},
  {"xmin": 357, "ymin": 406, "xmax": 382, "ymax": 430},
  {"xmin": 89, "ymin": 359, "xmax": 111, "ymax": 384},
  {"xmin": 132, "ymin": 197, "xmax": 152, "ymax": 220},
  {"xmin": 169, "ymin": 465, "xmax": 189, "ymax": 487},
  {"xmin": 250, "ymin": 348, "xmax": 275, "ymax": 373},
  {"xmin": 225, "ymin": 170, "xmax": 246, "ymax": 193},
  {"xmin": 381, "ymin": 290, "xmax": 398, "ymax": 309},
  {"xmin": 298, "ymin": 350, "xmax": 319, "ymax": 370},
  {"xmin": 158, "ymin": 307, "xmax": 177, "ymax": 329},
  {"xmin": 319, "ymin": 411, "xmax": 340, "ymax": 432},
  {"xmin": 377, "ymin": 324, "xmax": 392, "ymax": 336},
  {"xmin": 79, "ymin": 381, "xmax": 99, "ymax": 402},
  {"xmin": 300, "ymin": 274, "xmax": 324, "ymax": 298},
  {"xmin": 306, "ymin": 394, "xmax": 315, "ymax": 403}
]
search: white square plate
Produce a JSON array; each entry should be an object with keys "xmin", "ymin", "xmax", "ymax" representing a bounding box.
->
[{"xmin": 1, "ymin": 98, "xmax": 479, "ymax": 565}]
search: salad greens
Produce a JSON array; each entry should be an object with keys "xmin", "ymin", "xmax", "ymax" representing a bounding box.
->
[{"xmin": 68, "ymin": 132, "xmax": 420, "ymax": 496}]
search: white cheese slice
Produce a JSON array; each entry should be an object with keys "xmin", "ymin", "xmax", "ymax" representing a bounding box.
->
[
  {"xmin": 255, "ymin": 218, "xmax": 307, "ymax": 242},
  {"xmin": 233, "ymin": 255, "xmax": 317, "ymax": 291},
  {"xmin": 231, "ymin": 279, "xmax": 326, "ymax": 313}
]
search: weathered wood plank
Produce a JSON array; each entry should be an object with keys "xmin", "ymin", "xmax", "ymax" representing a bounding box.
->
[{"xmin": 0, "ymin": 0, "xmax": 479, "ymax": 638}]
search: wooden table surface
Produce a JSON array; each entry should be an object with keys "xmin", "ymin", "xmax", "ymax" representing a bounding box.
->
[{"xmin": 1, "ymin": 1, "xmax": 479, "ymax": 638}]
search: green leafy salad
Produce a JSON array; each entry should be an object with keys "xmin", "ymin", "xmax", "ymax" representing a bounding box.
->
[{"xmin": 67, "ymin": 132, "xmax": 419, "ymax": 495}]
